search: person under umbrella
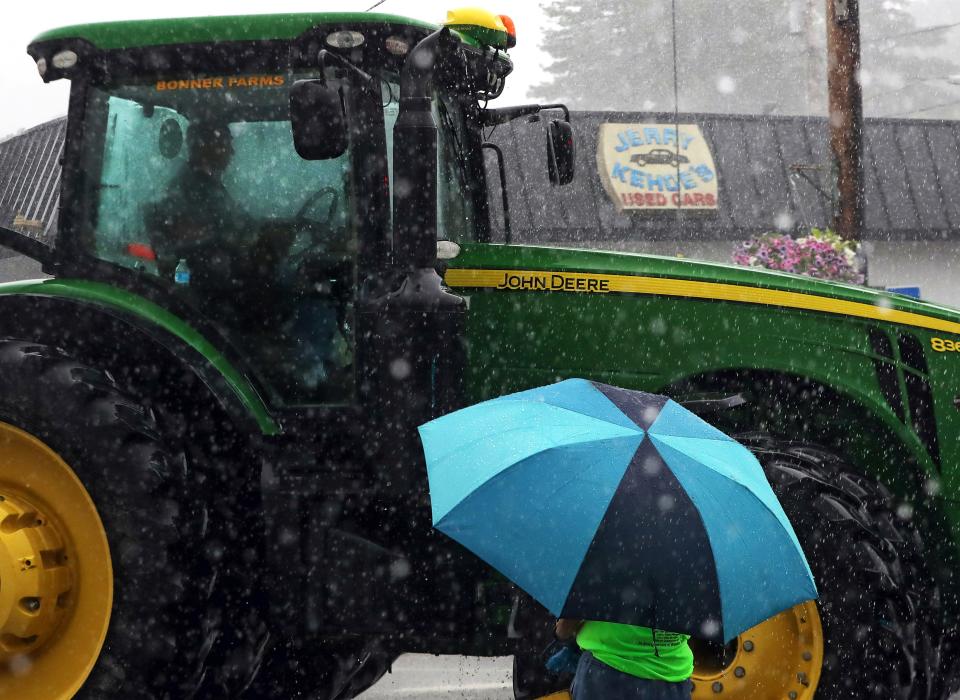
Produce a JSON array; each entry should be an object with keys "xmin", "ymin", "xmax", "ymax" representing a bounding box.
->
[
  {"xmin": 555, "ymin": 617, "xmax": 692, "ymax": 699},
  {"xmin": 420, "ymin": 378, "xmax": 817, "ymax": 696}
]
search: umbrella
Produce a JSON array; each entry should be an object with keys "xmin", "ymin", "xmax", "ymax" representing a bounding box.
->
[{"xmin": 418, "ymin": 378, "xmax": 817, "ymax": 642}]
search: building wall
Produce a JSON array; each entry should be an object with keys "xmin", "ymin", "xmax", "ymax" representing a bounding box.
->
[
  {"xmin": 0, "ymin": 118, "xmax": 66, "ymax": 242},
  {"xmin": 865, "ymin": 242, "xmax": 958, "ymax": 308}
]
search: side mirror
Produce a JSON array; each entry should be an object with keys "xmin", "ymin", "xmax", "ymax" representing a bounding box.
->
[
  {"xmin": 289, "ymin": 79, "xmax": 348, "ymax": 160},
  {"xmin": 546, "ymin": 119, "xmax": 575, "ymax": 186}
]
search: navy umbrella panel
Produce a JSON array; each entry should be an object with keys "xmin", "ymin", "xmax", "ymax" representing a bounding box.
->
[{"xmin": 419, "ymin": 379, "xmax": 817, "ymax": 642}]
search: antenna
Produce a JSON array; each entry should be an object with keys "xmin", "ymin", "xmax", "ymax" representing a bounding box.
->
[{"xmin": 671, "ymin": 0, "xmax": 682, "ymax": 221}]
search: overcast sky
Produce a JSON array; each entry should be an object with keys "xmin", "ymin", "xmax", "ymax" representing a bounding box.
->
[
  {"xmin": 4, "ymin": 0, "xmax": 960, "ymax": 139},
  {"xmin": 0, "ymin": 0, "xmax": 550, "ymax": 138}
]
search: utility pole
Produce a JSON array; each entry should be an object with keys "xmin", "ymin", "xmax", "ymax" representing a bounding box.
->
[{"xmin": 826, "ymin": 0, "xmax": 865, "ymax": 240}]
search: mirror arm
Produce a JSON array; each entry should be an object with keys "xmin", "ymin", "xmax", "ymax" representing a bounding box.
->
[
  {"xmin": 393, "ymin": 27, "xmax": 457, "ymax": 270},
  {"xmin": 481, "ymin": 143, "xmax": 511, "ymax": 244},
  {"xmin": 541, "ymin": 103, "xmax": 571, "ymax": 122},
  {"xmin": 399, "ymin": 27, "xmax": 455, "ymax": 101},
  {"xmin": 481, "ymin": 102, "xmax": 570, "ymax": 126}
]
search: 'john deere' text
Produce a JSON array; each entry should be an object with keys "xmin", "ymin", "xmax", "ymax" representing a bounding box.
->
[{"xmin": 496, "ymin": 272, "xmax": 611, "ymax": 293}]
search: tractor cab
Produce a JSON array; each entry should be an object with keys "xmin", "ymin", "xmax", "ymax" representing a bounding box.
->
[
  {"xmin": 77, "ymin": 70, "xmax": 359, "ymax": 403},
  {"xmin": 25, "ymin": 10, "xmax": 561, "ymax": 408}
]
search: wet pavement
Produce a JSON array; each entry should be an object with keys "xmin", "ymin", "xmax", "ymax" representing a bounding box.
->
[{"xmin": 359, "ymin": 655, "xmax": 514, "ymax": 699}]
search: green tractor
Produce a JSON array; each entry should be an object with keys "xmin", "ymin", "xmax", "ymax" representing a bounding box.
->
[{"xmin": 1, "ymin": 7, "xmax": 958, "ymax": 699}]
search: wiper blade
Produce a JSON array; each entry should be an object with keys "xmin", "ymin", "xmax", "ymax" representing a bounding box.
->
[{"xmin": 318, "ymin": 50, "xmax": 374, "ymax": 87}]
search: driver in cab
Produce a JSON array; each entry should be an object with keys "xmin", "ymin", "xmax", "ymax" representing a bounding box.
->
[
  {"xmin": 146, "ymin": 120, "xmax": 294, "ymax": 302},
  {"xmin": 145, "ymin": 118, "xmax": 351, "ymax": 396}
]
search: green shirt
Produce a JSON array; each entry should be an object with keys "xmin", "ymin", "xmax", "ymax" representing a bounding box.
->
[{"xmin": 576, "ymin": 621, "xmax": 693, "ymax": 682}]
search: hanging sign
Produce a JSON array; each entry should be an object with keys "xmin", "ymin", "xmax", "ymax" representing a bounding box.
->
[{"xmin": 598, "ymin": 123, "xmax": 719, "ymax": 211}]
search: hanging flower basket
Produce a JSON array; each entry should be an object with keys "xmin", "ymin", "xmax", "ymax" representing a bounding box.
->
[{"xmin": 732, "ymin": 228, "xmax": 865, "ymax": 285}]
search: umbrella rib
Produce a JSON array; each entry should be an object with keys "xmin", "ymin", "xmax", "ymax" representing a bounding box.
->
[
  {"xmin": 434, "ymin": 432, "xmax": 645, "ymax": 507},
  {"xmin": 695, "ymin": 475, "xmax": 816, "ymax": 630},
  {"xmin": 647, "ymin": 429, "xmax": 733, "ymax": 444},
  {"xmin": 435, "ymin": 432, "xmax": 645, "ymax": 615},
  {"xmin": 560, "ymin": 468, "xmax": 722, "ymax": 636},
  {"xmin": 710, "ymin": 476, "xmax": 813, "ymax": 580},
  {"xmin": 424, "ymin": 405, "xmax": 642, "ymax": 468},
  {"xmin": 494, "ymin": 396, "xmax": 644, "ymax": 431},
  {"xmin": 431, "ymin": 426, "xmax": 638, "ymax": 472},
  {"xmin": 649, "ymin": 435, "xmax": 762, "ymax": 491},
  {"xmin": 652, "ymin": 440, "xmax": 817, "ymax": 629},
  {"xmin": 652, "ymin": 436, "xmax": 801, "ymax": 539}
]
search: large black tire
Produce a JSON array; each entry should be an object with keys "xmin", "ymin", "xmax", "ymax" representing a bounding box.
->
[
  {"xmin": 946, "ymin": 658, "xmax": 960, "ymax": 699},
  {"xmin": 514, "ymin": 650, "xmax": 575, "ymax": 700},
  {"xmin": 0, "ymin": 339, "xmax": 269, "ymax": 698},
  {"xmin": 252, "ymin": 636, "xmax": 398, "ymax": 699},
  {"xmin": 326, "ymin": 648, "xmax": 397, "ymax": 699},
  {"xmin": 745, "ymin": 436, "xmax": 941, "ymax": 700},
  {"xmin": 511, "ymin": 595, "xmax": 577, "ymax": 699}
]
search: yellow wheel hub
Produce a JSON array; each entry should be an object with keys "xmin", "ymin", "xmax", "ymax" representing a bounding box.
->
[
  {"xmin": 691, "ymin": 602, "xmax": 823, "ymax": 699},
  {"xmin": 0, "ymin": 422, "xmax": 112, "ymax": 699}
]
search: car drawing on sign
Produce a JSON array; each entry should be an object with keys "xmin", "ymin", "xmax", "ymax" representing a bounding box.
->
[{"xmin": 630, "ymin": 148, "xmax": 690, "ymax": 167}]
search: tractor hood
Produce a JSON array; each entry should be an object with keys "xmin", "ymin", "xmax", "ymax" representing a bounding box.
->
[{"xmin": 445, "ymin": 243, "xmax": 960, "ymax": 337}]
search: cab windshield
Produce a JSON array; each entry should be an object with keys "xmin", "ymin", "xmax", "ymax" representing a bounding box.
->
[
  {"xmin": 76, "ymin": 72, "xmax": 351, "ymax": 279},
  {"xmin": 75, "ymin": 71, "xmax": 356, "ymax": 405}
]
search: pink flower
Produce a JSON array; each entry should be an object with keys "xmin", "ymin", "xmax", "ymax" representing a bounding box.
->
[{"xmin": 732, "ymin": 230, "xmax": 863, "ymax": 284}]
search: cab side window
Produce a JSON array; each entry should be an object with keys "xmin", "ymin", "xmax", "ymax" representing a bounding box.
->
[
  {"xmin": 382, "ymin": 80, "xmax": 478, "ymax": 243},
  {"xmin": 93, "ymin": 95, "xmax": 188, "ymax": 273}
]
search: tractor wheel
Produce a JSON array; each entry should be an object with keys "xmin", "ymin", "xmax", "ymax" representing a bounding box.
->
[
  {"xmin": 327, "ymin": 649, "xmax": 396, "ymax": 699},
  {"xmin": 251, "ymin": 637, "xmax": 397, "ymax": 699},
  {"xmin": 511, "ymin": 594, "xmax": 576, "ymax": 699},
  {"xmin": 690, "ymin": 437, "xmax": 940, "ymax": 700},
  {"xmin": 514, "ymin": 651, "xmax": 575, "ymax": 700},
  {"xmin": 0, "ymin": 339, "xmax": 268, "ymax": 698}
]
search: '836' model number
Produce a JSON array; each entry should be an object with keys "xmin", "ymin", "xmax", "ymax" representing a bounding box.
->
[{"xmin": 931, "ymin": 337, "xmax": 960, "ymax": 353}]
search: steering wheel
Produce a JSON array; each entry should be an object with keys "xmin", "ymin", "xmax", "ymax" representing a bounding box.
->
[
  {"xmin": 286, "ymin": 186, "xmax": 342, "ymax": 263},
  {"xmin": 285, "ymin": 186, "xmax": 351, "ymax": 292},
  {"xmin": 295, "ymin": 186, "xmax": 339, "ymax": 228}
]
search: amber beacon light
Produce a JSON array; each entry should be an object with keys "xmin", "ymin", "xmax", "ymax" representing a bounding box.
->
[
  {"xmin": 499, "ymin": 15, "xmax": 516, "ymax": 48},
  {"xmin": 444, "ymin": 8, "xmax": 514, "ymax": 49}
]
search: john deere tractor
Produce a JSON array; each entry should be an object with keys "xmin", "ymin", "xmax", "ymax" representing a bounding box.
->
[{"xmin": 2, "ymin": 7, "xmax": 958, "ymax": 699}]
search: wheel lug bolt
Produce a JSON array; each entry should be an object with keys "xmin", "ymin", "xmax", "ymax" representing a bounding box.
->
[
  {"xmin": 802, "ymin": 651, "xmax": 812, "ymax": 661},
  {"xmin": 742, "ymin": 640, "xmax": 754, "ymax": 652},
  {"xmin": 734, "ymin": 666, "xmax": 745, "ymax": 678},
  {"xmin": 712, "ymin": 681, "xmax": 723, "ymax": 693},
  {"xmin": 20, "ymin": 597, "xmax": 41, "ymax": 612},
  {"xmin": 789, "ymin": 692, "xmax": 798, "ymax": 699}
]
